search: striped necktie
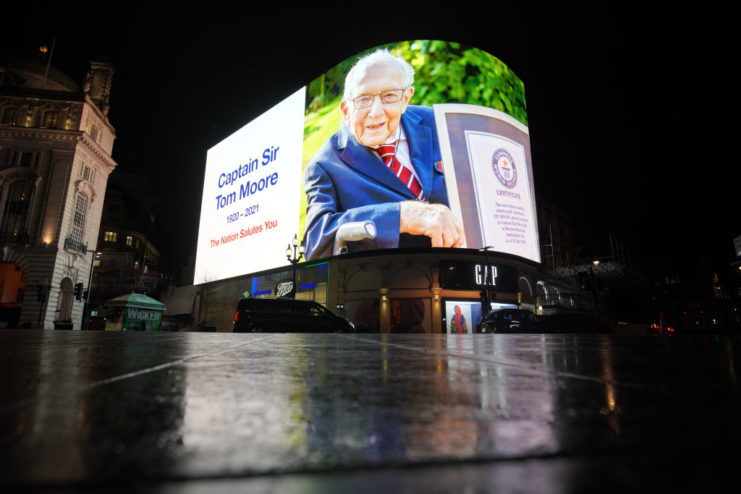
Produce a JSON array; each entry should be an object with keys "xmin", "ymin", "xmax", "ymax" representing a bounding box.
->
[{"xmin": 377, "ymin": 141, "xmax": 425, "ymax": 200}]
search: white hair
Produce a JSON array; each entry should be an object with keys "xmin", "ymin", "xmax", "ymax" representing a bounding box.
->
[{"xmin": 343, "ymin": 49, "xmax": 415, "ymax": 100}]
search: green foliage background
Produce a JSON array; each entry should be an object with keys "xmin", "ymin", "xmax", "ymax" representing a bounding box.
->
[{"xmin": 299, "ymin": 40, "xmax": 528, "ymax": 239}]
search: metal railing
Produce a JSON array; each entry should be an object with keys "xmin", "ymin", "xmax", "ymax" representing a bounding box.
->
[{"xmin": 64, "ymin": 237, "xmax": 88, "ymax": 253}]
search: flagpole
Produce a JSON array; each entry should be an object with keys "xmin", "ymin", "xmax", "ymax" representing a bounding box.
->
[{"xmin": 42, "ymin": 37, "xmax": 56, "ymax": 90}]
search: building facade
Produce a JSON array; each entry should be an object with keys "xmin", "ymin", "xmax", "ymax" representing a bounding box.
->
[
  {"xmin": 90, "ymin": 170, "xmax": 165, "ymax": 319},
  {"xmin": 0, "ymin": 57, "xmax": 116, "ymax": 329},
  {"xmin": 193, "ymin": 197, "xmax": 656, "ymax": 334},
  {"xmin": 197, "ymin": 248, "xmax": 539, "ymax": 333}
]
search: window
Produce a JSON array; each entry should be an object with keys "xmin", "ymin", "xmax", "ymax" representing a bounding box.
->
[
  {"xmin": 89, "ymin": 124, "xmax": 98, "ymax": 142},
  {"xmin": 19, "ymin": 152, "xmax": 32, "ymax": 167},
  {"xmin": 69, "ymin": 193, "xmax": 87, "ymax": 247},
  {"xmin": 1, "ymin": 108, "xmax": 19, "ymax": 126},
  {"xmin": 0, "ymin": 181, "xmax": 33, "ymax": 240},
  {"xmin": 82, "ymin": 165, "xmax": 93, "ymax": 182},
  {"xmin": 104, "ymin": 231, "xmax": 118, "ymax": 242},
  {"xmin": 309, "ymin": 304, "xmax": 329, "ymax": 318},
  {"xmin": 125, "ymin": 235, "xmax": 133, "ymax": 247},
  {"xmin": 10, "ymin": 151, "xmax": 39, "ymax": 168},
  {"xmin": 42, "ymin": 111, "xmax": 59, "ymax": 129}
]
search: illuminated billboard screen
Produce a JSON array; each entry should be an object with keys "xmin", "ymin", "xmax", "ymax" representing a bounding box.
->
[{"xmin": 195, "ymin": 40, "xmax": 540, "ymax": 285}]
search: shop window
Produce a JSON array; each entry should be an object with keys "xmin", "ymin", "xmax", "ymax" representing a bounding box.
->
[
  {"xmin": 349, "ymin": 299, "xmax": 380, "ymax": 332},
  {"xmin": 444, "ymin": 300, "xmax": 483, "ymax": 334},
  {"xmin": 390, "ymin": 298, "xmax": 428, "ymax": 333}
]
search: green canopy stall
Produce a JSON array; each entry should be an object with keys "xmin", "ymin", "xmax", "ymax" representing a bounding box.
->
[{"xmin": 104, "ymin": 293, "xmax": 166, "ymax": 331}]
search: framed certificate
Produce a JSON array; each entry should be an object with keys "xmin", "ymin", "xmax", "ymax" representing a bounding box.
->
[{"xmin": 434, "ymin": 104, "xmax": 541, "ymax": 263}]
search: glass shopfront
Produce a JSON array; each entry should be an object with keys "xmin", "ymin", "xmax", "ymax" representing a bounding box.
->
[
  {"xmin": 439, "ymin": 260, "xmax": 521, "ymax": 333},
  {"xmin": 198, "ymin": 262, "xmax": 328, "ymax": 331}
]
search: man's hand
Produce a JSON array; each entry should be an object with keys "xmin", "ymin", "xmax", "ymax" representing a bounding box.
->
[{"xmin": 400, "ymin": 201, "xmax": 465, "ymax": 248}]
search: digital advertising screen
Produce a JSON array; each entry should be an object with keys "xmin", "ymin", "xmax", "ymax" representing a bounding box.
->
[{"xmin": 194, "ymin": 40, "xmax": 539, "ymax": 285}]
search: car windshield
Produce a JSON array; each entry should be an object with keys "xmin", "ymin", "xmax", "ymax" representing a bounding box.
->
[{"xmin": 308, "ymin": 304, "xmax": 330, "ymax": 317}]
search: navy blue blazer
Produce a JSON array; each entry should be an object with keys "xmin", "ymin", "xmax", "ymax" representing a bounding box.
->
[{"xmin": 303, "ymin": 105, "xmax": 448, "ymax": 261}]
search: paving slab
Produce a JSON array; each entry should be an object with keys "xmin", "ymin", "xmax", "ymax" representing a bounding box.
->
[{"xmin": 1, "ymin": 330, "xmax": 739, "ymax": 492}]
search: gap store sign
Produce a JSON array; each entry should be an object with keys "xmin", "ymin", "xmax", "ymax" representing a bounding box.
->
[{"xmin": 439, "ymin": 261, "xmax": 518, "ymax": 292}]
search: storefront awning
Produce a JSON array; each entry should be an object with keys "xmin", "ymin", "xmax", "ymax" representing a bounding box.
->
[{"xmin": 105, "ymin": 293, "xmax": 166, "ymax": 311}]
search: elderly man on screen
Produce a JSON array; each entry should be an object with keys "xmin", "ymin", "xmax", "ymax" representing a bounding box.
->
[{"xmin": 302, "ymin": 50, "xmax": 465, "ymax": 260}]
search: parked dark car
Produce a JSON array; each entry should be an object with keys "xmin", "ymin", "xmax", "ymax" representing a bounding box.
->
[
  {"xmin": 476, "ymin": 309, "xmax": 541, "ymax": 333},
  {"xmin": 233, "ymin": 298, "xmax": 355, "ymax": 333}
]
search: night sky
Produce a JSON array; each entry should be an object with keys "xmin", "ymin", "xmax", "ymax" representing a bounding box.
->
[{"xmin": 2, "ymin": 4, "xmax": 735, "ymax": 278}]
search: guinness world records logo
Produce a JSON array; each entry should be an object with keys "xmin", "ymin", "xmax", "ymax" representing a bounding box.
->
[{"xmin": 492, "ymin": 148, "xmax": 517, "ymax": 188}]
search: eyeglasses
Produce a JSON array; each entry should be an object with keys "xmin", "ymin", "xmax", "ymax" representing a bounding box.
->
[{"xmin": 350, "ymin": 89, "xmax": 407, "ymax": 109}]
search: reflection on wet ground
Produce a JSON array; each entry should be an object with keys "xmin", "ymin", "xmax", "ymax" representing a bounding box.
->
[{"xmin": 1, "ymin": 330, "xmax": 740, "ymax": 492}]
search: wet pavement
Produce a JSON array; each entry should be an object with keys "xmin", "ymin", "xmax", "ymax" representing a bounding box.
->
[{"xmin": 1, "ymin": 329, "xmax": 740, "ymax": 492}]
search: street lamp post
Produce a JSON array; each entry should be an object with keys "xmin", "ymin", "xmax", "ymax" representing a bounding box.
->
[
  {"xmin": 591, "ymin": 259, "xmax": 601, "ymax": 329},
  {"xmin": 81, "ymin": 250, "xmax": 100, "ymax": 330},
  {"xmin": 36, "ymin": 278, "xmax": 50, "ymax": 329},
  {"xmin": 286, "ymin": 234, "xmax": 304, "ymax": 299},
  {"xmin": 479, "ymin": 246, "xmax": 494, "ymax": 313}
]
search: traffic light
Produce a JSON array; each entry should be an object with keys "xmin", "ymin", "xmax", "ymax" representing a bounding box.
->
[
  {"xmin": 480, "ymin": 289, "xmax": 488, "ymax": 312},
  {"xmin": 577, "ymin": 272, "xmax": 588, "ymax": 291},
  {"xmin": 74, "ymin": 283, "xmax": 83, "ymax": 301}
]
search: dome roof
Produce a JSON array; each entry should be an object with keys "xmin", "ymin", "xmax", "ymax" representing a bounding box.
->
[{"xmin": 0, "ymin": 55, "xmax": 80, "ymax": 92}]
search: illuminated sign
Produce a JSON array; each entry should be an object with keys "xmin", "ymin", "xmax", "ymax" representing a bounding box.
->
[
  {"xmin": 127, "ymin": 309, "xmax": 161, "ymax": 322},
  {"xmin": 440, "ymin": 261, "xmax": 517, "ymax": 292},
  {"xmin": 474, "ymin": 264, "xmax": 498, "ymax": 286},
  {"xmin": 195, "ymin": 40, "xmax": 539, "ymax": 285},
  {"xmin": 275, "ymin": 282, "xmax": 293, "ymax": 298}
]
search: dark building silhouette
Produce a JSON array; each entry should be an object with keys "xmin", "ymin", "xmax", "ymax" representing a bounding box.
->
[{"xmin": 88, "ymin": 170, "xmax": 166, "ymax": 321}]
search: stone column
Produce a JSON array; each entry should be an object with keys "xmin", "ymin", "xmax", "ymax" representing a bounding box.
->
[
  {"xmin": 431, "ymin": 286, "xmax": 442, "ymax": 333},
  {"xmin": 379, "ymin": 288, "xmax": 389, "ymax": 334}
]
